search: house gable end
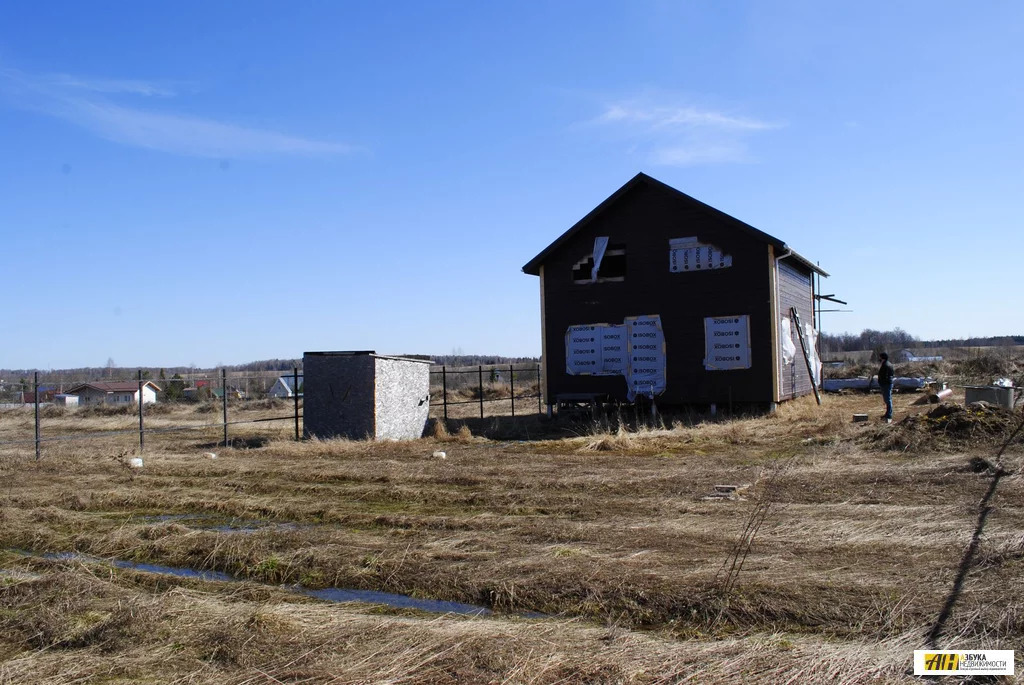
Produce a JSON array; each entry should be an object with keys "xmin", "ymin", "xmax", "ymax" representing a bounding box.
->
[
  {"xmin": 523, "ymin": 172, "xmax": 826, "ymax": 277},
  {"xmin": 524, "ymin": 173, "xmax": 786, "ymax": 276},
  {"xmin": 534, "ymin": 178, "xmax": 775, "ymax": 295}
]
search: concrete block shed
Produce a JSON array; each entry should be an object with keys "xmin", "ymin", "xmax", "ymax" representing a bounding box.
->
[{"xmin": 303, "ymin": 351, "xmax": 433, "ymax": 440}]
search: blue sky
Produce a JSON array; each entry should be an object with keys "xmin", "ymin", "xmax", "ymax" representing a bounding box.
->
[{"xmin": 2, "ymin": 2, "xmax": 1021, "ymax": 369}]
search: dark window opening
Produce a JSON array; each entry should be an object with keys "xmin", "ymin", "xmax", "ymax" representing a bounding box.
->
[{"xmin": 572, "ymin": 245, "xmax": 626, "ymax": 283}]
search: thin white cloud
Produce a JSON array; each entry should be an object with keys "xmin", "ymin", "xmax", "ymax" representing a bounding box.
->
[
  {"xmin": 62, "ymin": 98, "xmax": 353, "ymax": 158},
  {"xmin": 0, "ymin": 67, "xmax": 352, "ymax": 159},
  {"xmin": 587, "ymin": 95, "xmax": 781, "ymax": 167},
  {"xmin": 599, "ymin": 103, "xmax": 776, "ymax": 132},
  {"xmin": 45, "ymin": 73, "xmax": 180, "ymax": 98}
]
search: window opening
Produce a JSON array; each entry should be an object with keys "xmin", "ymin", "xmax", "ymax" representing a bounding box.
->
[{"xmin": 572, "ymin": 244, "xmax": 626, "ymax": 282}]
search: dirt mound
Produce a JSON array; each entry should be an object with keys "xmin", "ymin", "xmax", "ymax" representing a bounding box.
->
[
  {"xmin": 457, "ymin": 384, "xmax": 510, "ymax": 401},
  {"xmin": 917, "ymin": 402, "xmax": 1017, "ymax": 437},
  {"xmin": 869, "ymin": 402, "xmax": 1023, "ymax": 452}
]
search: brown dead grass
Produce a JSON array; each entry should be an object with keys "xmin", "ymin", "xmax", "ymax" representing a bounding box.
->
[
  {"xmin": 0, "ymin": 391, "xmax": 1021, "ymax": 682},
  {"xmin": 0, "ymin": 562, "xmax": 927, "ymax": 684}
]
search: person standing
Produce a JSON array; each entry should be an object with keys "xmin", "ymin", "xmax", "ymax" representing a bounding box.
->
[{"xmin": 877, "ymin": 352, "xmax": 895, "ymax": 422}]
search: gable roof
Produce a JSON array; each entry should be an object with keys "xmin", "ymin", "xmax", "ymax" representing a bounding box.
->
[
  {"xmin": 66, "ymin": 381, "xmax": 162, "ymax": 394},
  {"xmin": 521, "ymin": 172, "xmax": 827, "ymax": 277},
  {"xmin": 275, "ymin": 375, "xmax": 303, "ymax": 391}
]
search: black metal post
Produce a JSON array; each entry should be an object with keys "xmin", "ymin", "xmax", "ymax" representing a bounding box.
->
[
  {"xmin": 478, "ymin": 365, "xmax": 484, "ymax": 419},
  {"xmin": 221, "ymin": 368, "xmax": 228, "ymax": 447},
  {"xmin": 509, "ymin": 363, "xmax": 515, "ymax": 417},
  {"xmin": 442, "ymin": 366, "xmax": 448, "ymax": 422},
  {"xmin": 34, "ymin": 371, "xmax": 40, "ymax": 461},
  {"xmin": 293, "ymin": 367, "xmax": 300, "ymax": 441},
  {"xmin": 138, "ymin": 370, "xmax": 145, "ymax": 453}
]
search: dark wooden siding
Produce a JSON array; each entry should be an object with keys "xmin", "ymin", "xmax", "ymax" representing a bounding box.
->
[
  {"xmin": 541, "ymin": 182, "xmax": 775, "ymax": 405},
  {"xmin": 777, "ymin": 260, "xmax": 814, "ymax": 399}
]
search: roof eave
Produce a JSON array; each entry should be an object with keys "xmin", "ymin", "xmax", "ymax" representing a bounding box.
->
[
  {"xmin": 779, "ymin": 247, "xmax": 829, "ymax": 277},
  {"xmin": 522, "ymin": 173, "xmax": 652, "ymax": 275}
]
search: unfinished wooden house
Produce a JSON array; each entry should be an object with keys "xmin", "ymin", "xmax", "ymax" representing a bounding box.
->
[{"xmin": 522, "ymin": 172, "xmax": 827, "ymax": 411}]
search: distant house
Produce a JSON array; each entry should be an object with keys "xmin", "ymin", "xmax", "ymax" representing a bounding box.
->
[
  {"xmin": 21, "ymin": 385, "xmax": 59, "ymax": 404},
  {"xmin": 182, "ymin": 387, "xmax": 204, "ymax": 401},
  {"xmin": 212, "ymin": 387, "xmax": 245, "ymax": 400},
  {"xmin": 66, "ymin": 381, "xmax": 161, "ymax": 405},
  {"xmin": 269, "ymin": 375, "xmax": 302, "ymax": 398}
]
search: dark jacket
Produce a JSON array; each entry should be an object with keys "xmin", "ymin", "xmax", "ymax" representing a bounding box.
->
[{"xmin": 878, "ymin": 360, "xmax": 895, "ymax": 387}]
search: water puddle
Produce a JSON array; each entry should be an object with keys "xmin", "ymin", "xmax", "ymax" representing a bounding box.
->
[
  {"xmin": 7, "ymin": 549, "xmax": 498, "ymax": 617},
  {"xmin": 303, "ymin": 587, "xmax": 489, "ymax": 616},
  {"xmin": 44, "ymin": 552, "xmax": 235, "ymax": 582}
]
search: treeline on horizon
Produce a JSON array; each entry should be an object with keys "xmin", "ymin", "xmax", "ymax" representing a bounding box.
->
[
  {"xmin": 5, "ymin": 335, "xmax": 1023, "ymax": 377},
  {"xmin": 820, "ymin": 330, "xmax": 1024, "ymax": 353},
  {"xmin": 1, "ymin": 354, "xmax": 542, "ymax": 379}
]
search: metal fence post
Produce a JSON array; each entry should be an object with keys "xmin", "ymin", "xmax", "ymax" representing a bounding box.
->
[
  {"xmin": 509, "ymin": 363, "xmax": 515, "ymax": 417},
  {"xmin": 138, "ymin": 370, "xmax": 145, "ymax": 453},
  {"xmin": 293, "ymin": 367, "xmax": 300, "ymax": 441},
  {"xmin": 34, "ymin": 371, "xmax": 40, "ymax": 461},
  {"xmin": 222, "ymin": 368, "xmax": 228, "ymax": 448},
  {"xmin": 478, "ymin": 365, "xmax": 484, "ymax": 419},
  {"xmin": 442, "ymin": 366, "xmax": 448, "ymax": 422}
]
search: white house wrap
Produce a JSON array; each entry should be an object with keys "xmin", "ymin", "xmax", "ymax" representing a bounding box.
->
[
  {"xmin": 564, "ymin": 315, "xmax": 666, "ymax": 400},
  {"xmin": 625, "ymin": 314, "xmax": 666, "ymax": 400},
  {"xmin": 780, "ymin": 316, "xmax": 797, "ymax": 366},
  {"xmin": 669, "ymin": 237, "xmax": 732, "ymax": 272},
  {"xmin": 703, "ymin": 315, "xmax": 752, "ymax": 371},
  {"xmin": 565, "ymin": 325, "xmax": 602, "ymax": 375}
]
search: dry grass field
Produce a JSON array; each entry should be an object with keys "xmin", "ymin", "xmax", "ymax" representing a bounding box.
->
[{"xmin": 0, "ymin": 389, "xmax": 1021, "ymax": 683}]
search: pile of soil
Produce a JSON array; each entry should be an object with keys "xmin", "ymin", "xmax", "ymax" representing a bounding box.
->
[
  {"xmin": 870, "ymin": 401, "xmax": 1023, "ymax": 452},
  {"xmin": 915, "ymin": 402, "xmax": 1016, "ymax": 437}
]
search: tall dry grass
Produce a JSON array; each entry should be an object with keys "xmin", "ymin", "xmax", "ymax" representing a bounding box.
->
[
  {"xmin": 0, "ymin": 561, "xmax": 925, "ymax": 684},
  {"xmin": 0, "ymin": 390, "xmax": 1021, "ymax": 682}
]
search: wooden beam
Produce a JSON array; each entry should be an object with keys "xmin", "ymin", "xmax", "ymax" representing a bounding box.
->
[
  {"xmin": 768, "ymin": 245, "xmax": 781, "ymax": 403},
  {"xmin": 539, "ymin": 265, "xmax": 549, "ymax": 409}
]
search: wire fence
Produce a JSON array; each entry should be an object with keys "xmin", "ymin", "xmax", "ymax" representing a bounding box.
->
[
  {"xmin": 429, "ymin": 363, "xmax": 543, "ymax": 420},
  {"xmin": 0, "ymin": 369, "xmax": 303, "ymax": 460},
  {"xmin": 0, "ymin": 368, "xmax": 292, "ymax": 405},
  {"xmin": 0, "ymin": 364, "xmax": 545, "ymax": 458}
]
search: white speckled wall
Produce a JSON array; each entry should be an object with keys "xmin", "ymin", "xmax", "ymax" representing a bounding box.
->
[{"xmin": 374, "ymin": 357, "xmax": 431, "ymax": 439}]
